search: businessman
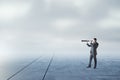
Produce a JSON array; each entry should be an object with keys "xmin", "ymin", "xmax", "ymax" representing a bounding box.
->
[{"xmin": 86, "ymin": 38, "xmax": 99, "ymax": 69}]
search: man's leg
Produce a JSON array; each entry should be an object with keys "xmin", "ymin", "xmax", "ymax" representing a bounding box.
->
[
  {"xmin": 87, "ymin": 55, "xmax": 93, "ymax": 68},
  {"xmin": 93, "ymin": 55, "xmax": 97, "ymax": 69}
]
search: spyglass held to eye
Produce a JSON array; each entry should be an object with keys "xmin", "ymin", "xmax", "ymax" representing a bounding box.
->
[{"xmin": 81, "ymin": 40, "xmax": 92, "ymax": 42}]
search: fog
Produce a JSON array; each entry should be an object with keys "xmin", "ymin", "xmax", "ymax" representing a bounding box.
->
[{"xmin": 0, "ymin": 0, "xmax": 120, "ymax": 63}]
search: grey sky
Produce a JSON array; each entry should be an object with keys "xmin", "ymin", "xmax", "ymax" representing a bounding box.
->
[{"xmin": 0, "ymin": 0, "xmax": 120, "ymax": 61}]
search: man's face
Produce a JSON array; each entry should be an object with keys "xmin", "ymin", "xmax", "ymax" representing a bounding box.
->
[{"xmin": 92, "ymin": 39, "xmax": 95, "ymax": 43}]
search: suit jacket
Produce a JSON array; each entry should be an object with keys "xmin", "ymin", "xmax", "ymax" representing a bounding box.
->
[{"xmin": 87, "ymin": 42, "xmax": 99, "ymax": 56}]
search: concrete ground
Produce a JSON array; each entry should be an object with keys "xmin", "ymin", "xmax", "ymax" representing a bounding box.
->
[{"xmin": 0, "ymin": 55, "xmax": 120, "ymax": 80}]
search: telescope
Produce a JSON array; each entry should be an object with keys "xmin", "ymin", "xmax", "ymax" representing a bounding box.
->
[{"xmin": 81, "ymin": 40, "xmax": 92, "ymax": 42}]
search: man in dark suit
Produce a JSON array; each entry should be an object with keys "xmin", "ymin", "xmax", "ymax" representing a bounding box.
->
[{"xmin": 86, "ymin": 38, "xmax": 99, "ymax": 69}]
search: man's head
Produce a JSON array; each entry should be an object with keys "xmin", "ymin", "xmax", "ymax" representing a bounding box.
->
[{"xmin": 92, "ymin": 38, "xmax": 97, "ymax": 43}]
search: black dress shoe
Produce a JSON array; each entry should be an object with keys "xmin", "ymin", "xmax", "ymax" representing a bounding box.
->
[
  {"xmin": 86, "ymin": 66, "xmax": 91, "ymax": 68},
  {"xmin": 93, "ymin": 67, "xmax": 96, "ymax": 69}
]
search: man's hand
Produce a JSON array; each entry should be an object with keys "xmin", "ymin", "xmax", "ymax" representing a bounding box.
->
[
  {"xmin": 90, "ymin": 40, "xmax": 93, "ymax": 43},
  {"xmin": 86, "ymin": 42, "xmax": 89, "ymax": 45}
]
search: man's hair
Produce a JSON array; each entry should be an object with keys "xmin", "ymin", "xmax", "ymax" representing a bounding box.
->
[{"xmin": 93, "ymin": 38, "xmax": 97, "ymax": 41}]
